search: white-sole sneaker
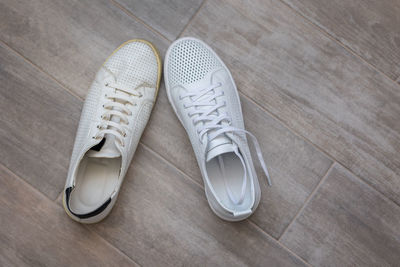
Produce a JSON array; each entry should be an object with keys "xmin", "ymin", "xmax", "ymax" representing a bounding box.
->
[
  {"xmin": 164, "ymin": 37, "xmax": 271, "ymax": 221},
  {"xmin": 63, "ymin": 39, "xmax": 162, "ymax": 223}
]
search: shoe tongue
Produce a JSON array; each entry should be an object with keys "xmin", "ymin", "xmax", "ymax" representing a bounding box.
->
[
  {"xmin": 87, "ymin": 135, "xmax": 121, "ymax": 158},
  {"xmin": 206, "ymin": 136, "xmax": 235, "ymax": 162}
]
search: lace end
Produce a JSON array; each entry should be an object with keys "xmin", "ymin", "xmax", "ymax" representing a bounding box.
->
[
  {"xmin": 266, "ymin": 172, "xmax": 272, "ymax": 187},
  {"xmin": 259, "ymin": 157, "xmax": 272, "ymax": 187}
]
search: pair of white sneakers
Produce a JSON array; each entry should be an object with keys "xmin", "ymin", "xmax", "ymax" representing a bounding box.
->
[{"xmin": 63, "ymin": 38, "xmax": 271, "ymax": 224}]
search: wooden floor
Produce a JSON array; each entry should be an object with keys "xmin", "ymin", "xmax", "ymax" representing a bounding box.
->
[{"xmin": 1, "ymin": 0, "xmax": 399, "ymax": 266}]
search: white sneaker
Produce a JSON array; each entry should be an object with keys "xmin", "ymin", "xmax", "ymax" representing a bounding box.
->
[
  {"xmin": 63, "ymin": 40, "xmax": 161, "ymax": 223},
  {"xmin": 164, "ymin": 37, "xmax": 271, "ymax": 221}
]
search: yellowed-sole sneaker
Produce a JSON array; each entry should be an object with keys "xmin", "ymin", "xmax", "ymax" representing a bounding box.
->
[{"xmin": 63, "ymin": 39, "xmax": 162, "ymax": 223}]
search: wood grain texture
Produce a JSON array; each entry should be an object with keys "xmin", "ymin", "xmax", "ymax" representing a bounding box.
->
[
  {"xmin": 0, "ymin": 0, "xmax": 169, "ymax": 98},
  {"xmin": 282, "ymin": 0, "xmax": 400, "ymax": 80},
  {"xmin": 115, "ymin": 0, "xmax": 204, "ymax": 40},
  {"xmin": 2, "ymin": 0, "xmax": 400, "ymax": 265},
  {"xmin": 0, "ymin": 42, "xmax": 80, "ymax": 200},
  {"xmin": 184, "ymin": 0, "xmax": 400, "ymax": 205},
  {"xmin": 0, "ymin": 0, "xmax": 332, "ymax": 239},
  {"xmin": 280, "ymin": 164, "xmax": 400, "ymax": 266},
  {"xmin": 0, "ymin": 164, "xmax": 137, "ymax": 267},
  {"xmin": 142, "ymin": 87, "xmax": 333, "ymax": 238},
  {"xmin": 89, "ymin": 144, "xmax": 306, "ymax": 267}
]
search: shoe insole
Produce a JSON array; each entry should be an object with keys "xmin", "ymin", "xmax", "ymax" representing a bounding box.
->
[
  {"xmin": 206, "ymin": 152, "xmax": 252, "ymax": 211},
  {"xmin": 69, "ymin": 156, "xmax": 121, "ymax": 214}
]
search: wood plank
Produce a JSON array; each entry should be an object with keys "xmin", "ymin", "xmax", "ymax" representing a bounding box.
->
[
  {"xmin": 89, "ymin": 144, "xmax": 306, "ymax": 266},
  {"xmin": 282, "ymin": 0, "xmax": 400, "ymax": 80},
  {"xmin": 115, "ymin": 0, "xmax": 204, "ymax": 40},
  {"xmin": 0, "ymin": 164, "xmax": 137, "ymax": 266},
  {"xmin": 142, "ymin": 87, "xmax": 333, "ymax": 238},
  {"xmin": 0, "ymin": 42, "xmax": 81, "ymax": 200},
  {"xmin": 0, "ymin": 0, "xmax": 169, "ymax": 98},
  {"xmin": 280, "ymin": 164, "xmax": 400, "ymax": 266},
  {"xmin": 183, "ymin": 0, "xmax": 400, "ymax": 205}
]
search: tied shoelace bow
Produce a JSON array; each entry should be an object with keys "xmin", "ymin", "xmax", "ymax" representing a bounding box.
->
[
  {"xmin": 94, "ymin": 81, "xmax": 143, "ymax": 147},
  {"xmin": 180, "ymin": 82, "xmax": 272, "ymax": 204}
]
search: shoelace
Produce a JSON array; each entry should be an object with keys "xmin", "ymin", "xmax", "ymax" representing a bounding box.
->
[
  {"xmin": 94, "ymin": 81, "xmax": 143, "ymax": 147},
  {"xmin": 180, "ymin": 83, "xmax": 272, "ymax": 204}
]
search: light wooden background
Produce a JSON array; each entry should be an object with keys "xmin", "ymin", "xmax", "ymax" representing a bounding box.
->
[{"xmin": 1, "ymin": 0, "xmax": 400, "ymax": 266}]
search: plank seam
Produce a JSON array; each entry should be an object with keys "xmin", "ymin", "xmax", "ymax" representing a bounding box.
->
[
  {"xmin": 0, "ymin": 39, "xmax": 82, "ymax": 101},
  {"xmin": 177, "ymin": 0, "xmax": 208, "ymax": 40},
  {"xmin": 278, "ymin": 162, "xmax": 335, "ymax": 240},
  {"xmin": 248, "ymin": 220, "xmax": 313, "ymax": 267},
  {"xmin": 109, "ymin": 0, "xmax": 171, "ymax": 42}
]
